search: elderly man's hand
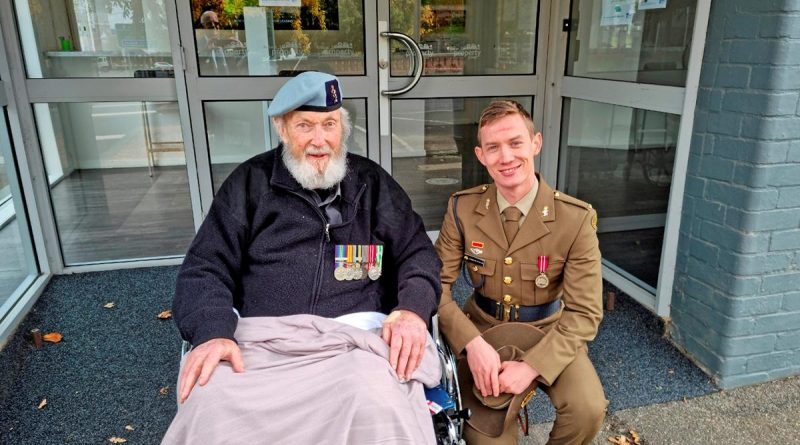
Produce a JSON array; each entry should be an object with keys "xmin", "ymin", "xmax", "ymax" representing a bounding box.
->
[
  {"xmin": 179, "ymin": 338, "xmax": 244, "ymax": 403},
  {"xmin": 382, "ymin": 310, "xmax": 428, "ymax": 381},
  {"xmin": 465, "ymin": 335, "xmax": 501, "ymax": 397}
]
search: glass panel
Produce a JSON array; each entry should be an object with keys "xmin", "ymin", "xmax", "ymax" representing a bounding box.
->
[
  {"xmin": 207, "ymin": 99, "xmax": 367, "ymax": 193},
  {"xmin": 16, "ymin": 0, "xmax": 174, "ymax": 78},
  {"xmin": 559, "ymin": 98, "xmax": 679, "ymax": 289},
  {"xmin": 566, "ymin": 0, "xmax": 696, "ymax": 87},
  {"xmin": 390, "ymin": 0, "xmax": 538, "ymax": 76},
  {"xmin": 190, "ymin": 0, "xmax": 365, "ymax": 77},
  {"xmin": 0, "ymin": 107, "xmax": 39, "ymax": 312},
  {"xmin": 35, "ymin": 102, "xmax": 194, "ymax": 265},
  {"xmin": 391, "ymin": 96, "xmax": 533, "ymax": 230}
]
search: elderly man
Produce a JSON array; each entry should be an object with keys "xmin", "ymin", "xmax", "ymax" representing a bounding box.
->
[
  {"xmin": 435, "ymin": 100, "xmax": 607, "ymax": 445},
  {"xmin": 163, "ymin": 72, "xmax": 442, "ymax": 444}
]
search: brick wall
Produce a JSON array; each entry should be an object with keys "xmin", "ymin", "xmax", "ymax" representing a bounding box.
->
[{"xmin": 671, "ymin": 0, "xmax": 800, "ymax": 388}]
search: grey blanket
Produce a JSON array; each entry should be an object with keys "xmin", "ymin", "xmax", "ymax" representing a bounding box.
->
[{"xmin": 162, "ymin": 315, "xmax": 440, "ymax": 445}]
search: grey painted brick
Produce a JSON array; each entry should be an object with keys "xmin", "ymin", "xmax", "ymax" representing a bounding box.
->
[
  {"xmin": 768, "ymin": 366, "xmax": 800, "ymax": 380},
  {"xmin": 722, "ymin": 91, "xmax": 799, "ymax": 116},
  {"xmin": 742, "ymin": 116, "xmax": 800, "ymax": 140},
  {"xmin": 709, "ymin": 90, "xmax": 724, "ymax": 113},
  {"xmin": 694, "ymin": 200, "xmax": 726, "ymax": 224},
  {"xmin": 763, "ymin": 272, "xmax": 800, "ymax": 294},
  {"xmin": 770, "ymin": 229, "xmax": 800, "ymax": 251},
  {"xmin": 759, "ymin": 15, "xmax": 800, "ymax": 38},
  {"xmin": 715, "ymin": 65, "xmax": 751, "ymax": 88},
  {"xmin": 717, "ymin": 356, "xmax": 748, "ymax": 376},
  {"xmin": 746, "ymin": 351, "xmax": 793, "ymax": 372},
  {"xmin": 708, "ymin": 111, "xmax": 743, "ymax": 136},
  {"xmin": 700, "ymin": 158, "xmax": 737, "ymax": 182},
  {"xmin": 777, "ymin": 187, "xmax": 800, "ymax": 209},
  {"xmin": 686, "ymin": 257, "xmax": 762, "ymax": 296},
  {"xmin": 726, "ymin": 207, "xmax": 800, "ymax": 232},
  {"xmin": 751, "ymin": 66, "xmax": 800, "ymax": 90},
  {"xmin": 720, "ymin": 334, "xmax": 777, "ymax": 356},
  {"xmin": 689, "ymin": 239, "xmax": 719, "ymax": 264},
  {"xmin": 693, "ymin": 110, "xmax": 709, "ymax": 133},
  {"xmin": 718, "ymin": 251, "xmax": 792, "ymax": 275},
  {"xmin": 718, "ymin": 372, "xmax": 770, "ymax": 389},
  {"xmin": 713, "ymin": 137, "xmax": 791, "ymax": 164},
  {"xmin": 676, "ymin": 331, "xmax": 725, "ymax": 371},
  {"xmin": 744, "ymin": 0, "xmax": 800, "ymax": 13},
  {"xmin": 777, "ymin": 331, "xmax": 800, "ymax": 350},
  {"xmin": 734, "ymin": 163, "xmax": 800, "ymax": 187},
  {"xmin": 727, "ymin": 295, "xmax": 785, "ymax": 317},
  {"xmin": 725, "ymin": 13, "xmax": 761, "ymax": 39},
  {"xmin": 683, "ymin": 276, "xmax": 716, "ymax": 302},
  {"xmin": 700, "ymin": 220, "xmax": 771, "ymax": 253},
  {"xmin": 699, "ymin": 62, "xmax": 718, "ymax": 88},
  {"xmin": 728, "ymin": 40, "xmax": 800, "ymax": 65},
  {"xmin": 687, "ymin": 150, "xmax": 702, "ymax": 175},
  {"xmin": 752, "ymin": 311, "xmax": 800, "ymax": 334},
  {"xmin": 706, "ymin": 181, "xmax": 778, "ymax": 211},
  {"xmin": 788, "ymin": 142, "xmax": 800, "ymax": 162},
  {"xmin": 685, "ymin": 175, "xmax": 706, "ymax": 198},
  {"xmin": 784, "ymin": 292, "xmax": 800, "ymax": 311}
]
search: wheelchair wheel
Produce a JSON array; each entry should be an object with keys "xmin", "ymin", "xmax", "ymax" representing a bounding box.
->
[{"xmin": 431, "ymin": 316, "xmax": 468, "ymax": 445}]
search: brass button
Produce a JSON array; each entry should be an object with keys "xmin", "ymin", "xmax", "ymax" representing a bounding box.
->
[
  {"xmin": 503, "ymin": 294, "xmax": 512, "ymax": 303},
  {"xmin": 471, "ymin": 265, "xmax": 478, "ymax": 272},
  {"xmin": 504, "ymin": 257, "xmax": 513, "ymax": 265},
  {"xmin": 503, "ymin": 276, "xmax": 513, "ymax": 285}
]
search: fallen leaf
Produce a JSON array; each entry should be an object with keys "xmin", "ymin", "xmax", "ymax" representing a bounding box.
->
[
  {"xmin": 38, "ymin": 399, "xmax": 47, "ymax": 409},
  {"xmin": 159, "ymin": 386, "xmax": 170, "ymax": 396},
  {"xmin": 108, "ymin": 437, "xmax": 127, "ymax": 444},
  {"xmin": 42, "ymin": 332, "xmax": 63, "ymax": 343},
  {"xmin": 104, "ymin": 302, "xmax": 116, "ymax": 309},
  {"xmin": 125, "ymin": 425, "xmax": 134, "ymax": 431},
  {"xmin": 630, "ymin": 430, "xmax": 641, "ymax": 444},
  {"xmin": 608, "ymin": 435, "xmax": 630, "ymax": 445},
  {"xmin": 157, "ymin": 309, "xmax": 172, "ymax": 319}
]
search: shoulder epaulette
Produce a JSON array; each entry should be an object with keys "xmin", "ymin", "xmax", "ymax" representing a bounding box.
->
[
  {"xmin": 553, "ymin": 190, "xmax": 593, "ymax": 211},
  {"xmin": 451, "ymin": 184, "xmax": 490, "ymax": 197}
]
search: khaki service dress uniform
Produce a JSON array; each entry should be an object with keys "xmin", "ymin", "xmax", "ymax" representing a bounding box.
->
[{"xmin": 435, "ymin": 177, "xmax": 608, "ymax": 445}]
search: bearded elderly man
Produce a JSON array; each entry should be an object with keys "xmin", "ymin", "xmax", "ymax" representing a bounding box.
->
[{"xmin": 163, "ymin": 72, "xmax": 442, "ymax": 445}]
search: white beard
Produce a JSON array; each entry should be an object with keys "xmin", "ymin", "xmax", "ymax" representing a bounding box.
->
[{"xmin": 282, "ymin": 142, "xmax": 348, "ymax": 190}]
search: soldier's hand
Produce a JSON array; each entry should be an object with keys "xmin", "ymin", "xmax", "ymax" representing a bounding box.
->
[
  {"xmin": 382, "ymin": 310, "xmax": 428, "ymax": 382},
  {"xmin": 498, "ymin": 360, "xmax": 539, "ymax": 394},
  {"xmin": 179, "ymin": 338, "xmax": 244, "ymax": 404},
  {"xmin": 465, "ymin": 336, "xmax": 501, "ymax": 397}
]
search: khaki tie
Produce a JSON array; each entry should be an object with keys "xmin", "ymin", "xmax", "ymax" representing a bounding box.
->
[{"xmin": 502, "ymin": 206, "xmax": 522, "ymax": 244}]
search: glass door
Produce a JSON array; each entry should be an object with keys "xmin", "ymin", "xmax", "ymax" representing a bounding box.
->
[
  {"xmin": 381, "ymin": 0, "xmax": 549, "ymax": 232},
  {"xmin": 0, "ymin": 80, "xmax": 41, "ymax": 334},
  {"xmin": 542, "ymin": 0, "xmax": 709, "ymax": 315},
  {"xmin": 179, "ymin": 0, "xmax": 550, "ymax": 229}
]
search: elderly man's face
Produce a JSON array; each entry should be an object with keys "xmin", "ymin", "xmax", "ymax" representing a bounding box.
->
[{"xmin": 279, "ymin": 109, "xmax": 344, "ymax": 175}]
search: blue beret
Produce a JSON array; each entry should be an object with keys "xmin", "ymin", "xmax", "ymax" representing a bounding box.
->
[{"xmin": 268, "ymin": 71, "xmax": 343, "ymax": 117}]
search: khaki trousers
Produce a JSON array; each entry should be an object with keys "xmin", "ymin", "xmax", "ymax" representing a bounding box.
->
[{"xmin": 461, "ymin": 298, "xmax": 608, "ymax": 445}]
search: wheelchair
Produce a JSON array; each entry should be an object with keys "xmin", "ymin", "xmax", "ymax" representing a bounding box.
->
[{"xmin": 178, "ymin": 314, "xmax": 468, "ymax": 445}]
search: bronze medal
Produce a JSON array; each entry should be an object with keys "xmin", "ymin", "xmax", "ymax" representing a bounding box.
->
[
  {"xmin": 536, "ymin": 255, "xmax": 549, "ymax": 288},
  {"xmin": 535, "ymin": 273, "xmax": 549, "ymax": 288}
]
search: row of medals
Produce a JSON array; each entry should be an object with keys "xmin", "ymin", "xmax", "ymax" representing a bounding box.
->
[{"xmin": 334, "ymin": 264, "xmax": 381, "ymax": 281}]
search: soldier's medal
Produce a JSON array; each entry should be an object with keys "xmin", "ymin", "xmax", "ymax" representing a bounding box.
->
[
  {"xmin": 334, "ymin": 245, "xmax": 347, "ymax": 281},
  {"xmin": 535, "ymin": 255, "xmax": 549, "ymax": 288},
  {"xmin": 351, "ymin": 244, "xmax": 364, "ymax": 280},
  {"xmin": 368, "ymin": 245, "xmax": 383, "ymax": 280},
  {"xmin": 344, "ymin": 245, "xmax": 355, "ymax": 280}
]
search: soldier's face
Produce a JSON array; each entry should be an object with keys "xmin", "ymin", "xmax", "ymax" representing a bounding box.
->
[
  {"xmin": 279, "ymin": 109, "xmax": 344, "ymax": 175},
  {"xmin": 475, "ymin": 114, "xmax": 542, "ymax": 196}
]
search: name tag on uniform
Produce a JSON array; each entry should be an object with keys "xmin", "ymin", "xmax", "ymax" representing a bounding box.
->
[{"xmin": 463, "ymin": 254, "xmax": 485, "ymax": 267}]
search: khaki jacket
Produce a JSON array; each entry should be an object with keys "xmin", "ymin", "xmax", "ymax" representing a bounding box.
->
[{"xmin": 435, "ymin": 178, "xmax": 602, "ymax": 385}]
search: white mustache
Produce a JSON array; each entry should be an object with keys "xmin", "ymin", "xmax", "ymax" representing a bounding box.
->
[{"xmin": 305, "ymin": 147, "xmax": 332, "ymax": 156}]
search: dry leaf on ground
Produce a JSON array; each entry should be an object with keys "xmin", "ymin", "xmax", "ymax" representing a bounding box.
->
[
  {"xmin": 157, "ymin": 309, "xmax": 172, "ymax": 319},
  {"xmin": 42, "ymin": 332, "xmax": 63, "ymax": 343},
  {"xmin": 108, "ymin": 437, "xmax": 127, "ymax": 443},
  {"xmin": 630, "ymin": 430, "xmax": 641, "ymax": 444},
  {"xmin": 103, "ymin": 302, "xmax": 116, "ymax": 309},
  {"xmin": 125, "ymin": 425, "xmax": 134, "ymax": 431},
  {"xmin": 37, "ymin": 399, "xmax": 47, "ymax": 409},
  {"xmin": 159, "ymin": 386, "xmax": 170, "ymax": 396},
  {"xmin": 608, "ymin": 435, "xmax": 631, "ymax": 445}
]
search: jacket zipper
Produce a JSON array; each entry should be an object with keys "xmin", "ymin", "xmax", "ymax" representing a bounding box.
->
[{"xmin": 287, "ymin": 185, "xmax": 366, "ymax": 313}]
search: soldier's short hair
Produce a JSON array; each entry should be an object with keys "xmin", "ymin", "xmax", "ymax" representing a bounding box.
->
[{"xmin": 477, "ymin": 100, "xmax": 536, "ymax": 145}]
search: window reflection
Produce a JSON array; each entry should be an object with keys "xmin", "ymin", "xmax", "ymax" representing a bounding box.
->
[
  {"xmin": 559, "ymin": 98, "xmax": 679, "ymax": 288},
  {"xmin": 16, "ymin": 0, "xmax": 174, "ymax": 78},
  {"xmin": 391, "ymin": 97, "xmax": 532, "ymax": 230},
  {"xmin": 390, "ymin": 0, "xmax": 538, "ymax": 76},
  {"xmin": 191, "ymin": 0, "xmax": 365, "ymax": 76},
  {"xmin": 566, "ymin": 0, "xmax": 696, "ymax": 86}
]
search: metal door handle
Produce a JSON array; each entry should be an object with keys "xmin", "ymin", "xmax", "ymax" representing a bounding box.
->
[{"xmin": 380, "ymin": 31, "xmax": 424, "ymax": 96}]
